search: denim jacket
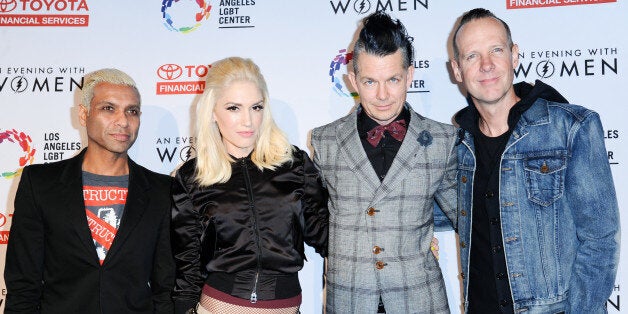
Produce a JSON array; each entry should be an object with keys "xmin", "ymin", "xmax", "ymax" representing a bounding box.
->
[{"xmin": 456, "ymin": 95, "xmax": 620, "ymax": 313}]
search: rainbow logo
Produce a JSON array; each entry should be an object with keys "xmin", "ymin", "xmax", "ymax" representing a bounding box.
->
[
  {"xmin": 161, "ymin": 0, "xmax": 212, "ymax": 33},
  {"xmin": 1, "ymin": 129, "xmax": 36, "ymax": 179},
  {"xmin": 329, "ymin": 49, "xmax": 358, "ymax": 98}
]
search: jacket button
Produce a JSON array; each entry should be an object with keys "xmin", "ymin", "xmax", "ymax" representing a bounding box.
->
[
  {"xmin": 490, "ymin": 217, "xmax": 500, "ymax": 225},
  {"xmin": 460, "ymin": 210, "xmax": 467, "ymax": 216},
  {"xmin": 496, "ymin": 272, "xmax": 506, "ymax": 279},
  {"xmin": 460, "ymin": 272, "xmax": 465, "ymax": 279},
  {"xmin": 367, "ymin": 207, "xmax": 377, "ymax": 216},
  {"xmin": 540, "ymin": 162, "xmax": 549, "ymax": 173},
  {"xmin": 485, "ymin": 190, "xmax": 494, "ymax": 198},
  {"xmin": 375, "ymin": 261, "xmax": 386, "ymax": 269},
  {"xmin": 460, "ymin": 241, "xmax": 466, "ymax": 248},
  {"xmin": 461, "ymin": 176, "xmax": 467, "ymax": 183},
  {"xmin": 372, "ymin": 246, "xmax": 383, "ymax": 254},
  {"xmin": 492, "ymin": 245, "xmax": 503, "ymax": 253}
]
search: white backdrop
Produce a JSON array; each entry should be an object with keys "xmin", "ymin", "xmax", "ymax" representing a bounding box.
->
[{"xmin": 1, "ymin": 1, "xmax": 625, "ymax": 313}]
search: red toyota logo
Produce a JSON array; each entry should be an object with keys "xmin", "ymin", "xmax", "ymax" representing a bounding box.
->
[
  {"xmin": 157, "ymin": 64, "xmax": 183, "ymax": 80},
  {"xmin": 0, "ymin": 0, "xmax": 18, "ymax": 13},
  {"xmin": 0, "ymin": 213, "xmax": 7, "ymax": 228}
]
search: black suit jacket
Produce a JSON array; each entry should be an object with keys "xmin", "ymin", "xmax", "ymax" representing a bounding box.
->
[{"xmin": 4, "ymin": 149, "xmax": 175, "ymax": 314}]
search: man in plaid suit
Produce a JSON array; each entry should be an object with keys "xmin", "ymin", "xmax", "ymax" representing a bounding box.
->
[{"xmin": 311, "ymin": 11, "xmax": 458, "ymax": 314}]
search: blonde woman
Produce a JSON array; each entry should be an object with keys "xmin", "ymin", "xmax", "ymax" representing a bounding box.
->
[{"xmin": 171, "ymin": 57, "xmax": 328, "ymax": 314}]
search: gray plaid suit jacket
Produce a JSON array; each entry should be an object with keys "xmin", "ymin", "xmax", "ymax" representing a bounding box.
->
[{"xmin": 311, "ymin": 104, "xmax": 458, "ymax": 314}]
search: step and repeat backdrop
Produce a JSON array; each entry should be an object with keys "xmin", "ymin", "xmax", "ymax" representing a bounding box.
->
[{"xmin": 1, "ymin": 0, "xmax": 625, "ymax": 313}]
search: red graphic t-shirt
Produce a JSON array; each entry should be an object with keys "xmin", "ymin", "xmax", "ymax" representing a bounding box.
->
[{"xmin": 82, "ymin": 171, "xmax": 128, "ymax": 265}]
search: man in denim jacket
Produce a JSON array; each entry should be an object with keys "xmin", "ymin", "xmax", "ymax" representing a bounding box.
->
[{"xmin": 449, "ymin": 8, "xmax": 620, "ymax": 314}]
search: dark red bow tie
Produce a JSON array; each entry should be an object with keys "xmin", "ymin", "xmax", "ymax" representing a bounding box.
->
[{"xmin": 366, "ymin": 119, "xmax": 407, "ymax": 147}]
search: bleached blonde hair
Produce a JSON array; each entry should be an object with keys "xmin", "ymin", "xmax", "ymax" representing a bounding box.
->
[
  {"xmin": 194, "ymin": 57, "xmax": 293, "ymax": 186},
  {"xmin": 81, "ymin": 68, "xmax": 140, "ymax": 111}
]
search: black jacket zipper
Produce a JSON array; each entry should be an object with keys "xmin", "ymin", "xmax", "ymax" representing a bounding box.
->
[{"xmin": 241, "ymin": 158, "xmax": 262, "ymax": 303}]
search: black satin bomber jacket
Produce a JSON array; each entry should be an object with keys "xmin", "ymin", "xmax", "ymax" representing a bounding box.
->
[{"xmin": 171, "ymin": 147, "xmax": 328, "ymax": 312}]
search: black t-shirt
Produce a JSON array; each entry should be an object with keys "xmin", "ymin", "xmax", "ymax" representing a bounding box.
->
[{"xmin": 468, "ymin": 129, "xmax": 513, "ymax": 314}]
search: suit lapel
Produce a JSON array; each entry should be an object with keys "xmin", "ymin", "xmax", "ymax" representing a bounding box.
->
[
  {"xmin": 103, "ymin": 159, "xmax": 149, "ymax": 263},
  {"xmin": 60, "ymin": 150, "xmax": 101, "ymax": 266},
  {"xmin": 335, "ymin": 111, "xmax": 380, "ymax": 192},
  {"xmin": 371, "ymin": 107, "xmax": 424, "ymax": 204}
]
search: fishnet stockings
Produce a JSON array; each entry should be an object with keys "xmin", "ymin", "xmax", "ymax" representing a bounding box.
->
[{"xmin": 197, "ymin": 293, "xmax": 300, "ymax": 314}]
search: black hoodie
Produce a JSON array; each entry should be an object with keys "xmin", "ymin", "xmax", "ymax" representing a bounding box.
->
[{"xmin": 455, "ymin": 79, "xmax": 569, "ymax": 134}]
